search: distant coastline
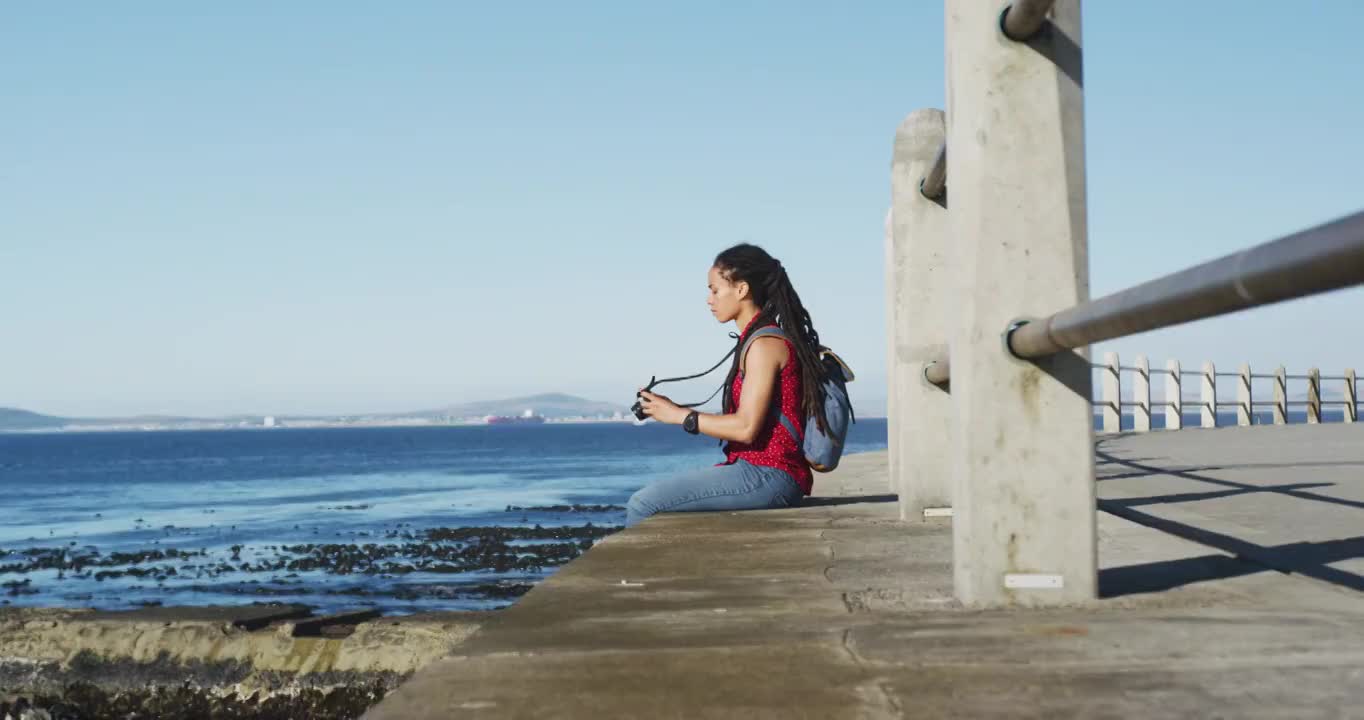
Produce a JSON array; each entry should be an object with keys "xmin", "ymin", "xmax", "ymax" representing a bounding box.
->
[
  {"xmin": 0, "ymin": 416, "xmax": 643, "ymax": 435},
  {"xmin": 0, "ymin": 393, "xmax": 635, "ymax": 435}
]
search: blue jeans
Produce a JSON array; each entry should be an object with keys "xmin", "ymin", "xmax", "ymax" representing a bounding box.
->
[{"xmin": 625, "ymin": 459, "xmax": 804, "ymax": 528}]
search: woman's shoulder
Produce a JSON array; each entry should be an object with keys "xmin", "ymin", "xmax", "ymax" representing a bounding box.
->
[{"xmin": 746, "ymin": 334, "xmax": 794, "ymax": 369}]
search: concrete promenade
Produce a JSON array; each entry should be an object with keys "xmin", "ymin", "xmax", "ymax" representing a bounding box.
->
[{"xmin": 366, "ymin": 424, "xmax": 1364, "ymax": 719}]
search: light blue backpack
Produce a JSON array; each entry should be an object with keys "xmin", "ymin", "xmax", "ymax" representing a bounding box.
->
[{"xmin": 739, "ymin": 326, "xmax": 856, "ymax": 472}]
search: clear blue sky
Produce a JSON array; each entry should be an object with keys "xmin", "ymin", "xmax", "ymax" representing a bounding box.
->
[{"xmin": 3, "ymin": 2, "xmax": 1362, "ymax": 418}]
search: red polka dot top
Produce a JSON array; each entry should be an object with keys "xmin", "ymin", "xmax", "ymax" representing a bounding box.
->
[{"xmin": 720, "ymin": 315, "xmax": 813, "ymax": 495}]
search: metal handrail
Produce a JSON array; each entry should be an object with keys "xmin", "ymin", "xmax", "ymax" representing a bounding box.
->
[
  {"xmin": 1003, "ymin": 211, "xmax": 1364, "ymax": 360},
  {"xmin": 924, "ymin": 359, "xmax": 950, "ymax": 385},
  {"xmin": 918, "ymin": 0, "xmax": 1057, "ymax": 201},
  {"xmin": 1000, "ymin": 0, "xmax": 1057, "ymax": 40},
  {"xmin": 1088, "ymin": 362, "xmax": 1143, "ymax": 371},
  {"xmin": 920, "ymin": 143, "xmax": 947, "ymax": 200}
]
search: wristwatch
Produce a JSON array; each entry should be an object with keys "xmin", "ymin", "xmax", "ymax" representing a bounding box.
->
[{"xmin": 682, "ymin": 411, "xmax": 700, "ymax": 435}]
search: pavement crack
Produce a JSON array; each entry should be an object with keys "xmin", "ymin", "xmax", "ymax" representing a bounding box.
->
[
  {"xmin": 822, "ymin": 536, "xmax": 838, "ymax": 587},
  {"xmin": 840, "ymin": 627, "xmax": 866, "ymax": 669},
  {"xmin": 842, "ymin": 629, "xmax": 904, "ymax": 717},
  {"xmin": 874, "ymin": 680, "xmax": 904, "ymax": 716}
]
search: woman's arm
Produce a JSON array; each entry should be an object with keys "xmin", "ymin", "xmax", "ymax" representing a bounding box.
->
[{"xmin": 638, "ymin": 337, "xmax": 788, "ymax": 444}]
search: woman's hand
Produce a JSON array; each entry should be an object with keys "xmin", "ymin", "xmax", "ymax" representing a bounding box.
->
[{"xmin": 636, "ymin": 389, "xmax": 687, "ymax": 425}]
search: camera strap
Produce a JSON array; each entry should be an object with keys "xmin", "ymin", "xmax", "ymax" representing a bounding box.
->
[
  {"xmin": 647, "ymin": 324, "xmax": 789, "ymax": 409},
  {"xmin": 642, "ymin": 332, "xmax": 742, "ymax": 409}
]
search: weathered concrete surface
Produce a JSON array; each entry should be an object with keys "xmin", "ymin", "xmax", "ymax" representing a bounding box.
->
[{"xmin": 367, "ymin": 426, "xmax": 1364, "ymax": 719}]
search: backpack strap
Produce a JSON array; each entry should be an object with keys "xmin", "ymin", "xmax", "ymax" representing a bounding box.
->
[
  {"xmin": 771, "ymin": 397, "xmax": 803, "ymax": 442},
  {"xmin": 739, "ymin": 326, "xmax": 789, "ymax": 376},
  {"xmin": 743, "ymin": 326, "xmax": 805, "ymax": 443}
]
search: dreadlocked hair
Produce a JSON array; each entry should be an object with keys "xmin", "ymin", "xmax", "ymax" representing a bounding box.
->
[{"xmin": 714, "ymin": 243, "xmax": 831, "ymax": 436}]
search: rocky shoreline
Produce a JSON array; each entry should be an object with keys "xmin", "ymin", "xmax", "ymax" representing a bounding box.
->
[
  {"xmin": 0, "ymin": 605, "xmax": 486, "ymax": 720},
  {"xmin": 0, "ymin": 510, "xmax": 627, "ymax": 719},
  {"xmin": 2, "ymin": 512, "xmax": 625, "ymax": 614}
]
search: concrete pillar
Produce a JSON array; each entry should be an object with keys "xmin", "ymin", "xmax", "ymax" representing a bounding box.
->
[
  {"xmin": 1101, "ymin": 352, "xmax": 1120, "ymax": 434},
  {"xmin": 1307, "ymin": 368, "xmax": 1321, "ymax": 424},
  {"xmin": 1133, "ymin": 355, "xmax": 1151, "ymax": 432},
  {"xmin": 884, "ymin": 207, "xmax": 899, "ymax": 493},
  {"xmin": 1274, "ymin": 366, "xmax": 1287, "ymax": 425},
  {"xmin": 1237, "ymin": 363, "xmax": 1252, "ymax": 426},
  {"xmin": 890, "ymin": 109, "xmax": 953, "ymax": 521},
  {"xmin": 945, "ymin": 0, "xmax": 1095, "ymax": 606},
  {"xmin": 1165, "ymin": 360, "xmax": 1183, "ymax": 430},
  {"xmin": 1201, "ymin": 361, "xmax": 1217, "ymax": 428},
  {"xmin": 1346, "ymin": 369, "xmax": 1357, "ymax": 423}
]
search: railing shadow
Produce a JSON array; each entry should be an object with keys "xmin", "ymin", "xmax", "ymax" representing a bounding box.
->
[
  {"xmin": 1100, "ymin": 552, "xmax": 1260, "ymax": 597},
  {"xmin": 1099, "ymin": 501, "xmax": 1364, "ymax": 597},
  {"xmin": 1106, "ymin": 482, "xmax": 1336, "ymax": 507},
  {"xmin": 1094, "ymin": 444, "xmax": 1364, "ymax": 595},
  {"xmin": 1018, "ymin": 16, "xmax": 1083, "ymax": 87},
  {"xmin": 801, "ymin": 494, "xmax": 898, "ymax": 507},
  {"xmin": 1094, "ymin": 450, "xmax": 1364, "ymax": 512},
  {"xmin": 1095, "ymin": 455, "xmax": 1157, "ymax": 466}
]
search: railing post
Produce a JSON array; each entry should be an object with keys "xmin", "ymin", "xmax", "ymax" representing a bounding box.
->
[
  {"xmin": 1346, "ymin": 369, "xmax": 1358, "ymax": 423},
  {"xmin": 1274, "ymin": 365, "xmax": 1288, "ymax": 424},
  {"xmin": 1201, "ymin": 361, "xmax": 1217, "ymax": 428},
  {"xmin": 1308, "ymin": 368, "xmax": 1321, "ymax": 424},
  {"xmin": 1102, "ymin": 352, "xmax": 1120, "ymax": 433},
  {"xmin": 1166, "ymin": 359, "xmax": 1183, "ymax": 430},
  {"xmin": 1237, "ymin": 363, "xmax": 1252, "ymax": 426},
  {"xmin": 946, "ymin": 0, "xmax": 1094, "ymax": 606},
  {"xmin": 889, "ymin": 109, "xmax": 952, "ymax": 521},
  {"xmin": 1134, "ymin": 354, "xmax": 1151, "ymax": 432}
]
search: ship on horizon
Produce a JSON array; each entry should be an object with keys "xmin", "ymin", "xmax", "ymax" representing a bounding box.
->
[{"xmin": 484, "ymin": 408, "xmax": 547, "ymax": 425}]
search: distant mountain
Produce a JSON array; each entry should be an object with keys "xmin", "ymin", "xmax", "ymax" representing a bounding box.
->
[
  {"xmin": 413, "ymin": 393, "xmax": 629, "ymax": 419},
  {"xmin": 0, "ymin": 408, "xmax": 69, "ymax": 431}
]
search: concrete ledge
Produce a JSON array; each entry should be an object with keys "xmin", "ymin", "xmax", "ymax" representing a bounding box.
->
[{"xmin": 367, "ymin": 437, "xmax": 1364, "ymax": 719}]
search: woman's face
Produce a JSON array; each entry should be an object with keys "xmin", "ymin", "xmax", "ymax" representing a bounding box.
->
[{"xmin": 707, "ymin": 265, "xmax": 748, "ymax": 323}]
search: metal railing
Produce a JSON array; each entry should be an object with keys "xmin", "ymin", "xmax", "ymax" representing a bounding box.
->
[
  {"xmin": 885, "ymin": 0, "xmax": 1364, "ymax": 608},
  {"xmin": 1091, "ymin": 354, "xmax": 1358, "ymax": 432},
  {"xmin": 1000, "ymin": 0, "xmax": 1057, "ymax": 40},
  {"xmin": 925, "ymin": 211, "xmax": 1364, "ymax": 381}
]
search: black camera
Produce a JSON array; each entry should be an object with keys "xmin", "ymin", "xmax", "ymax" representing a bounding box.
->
[{"xmin": 630, "ymin": 377, "xmax": 658, "ymax": 421}]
